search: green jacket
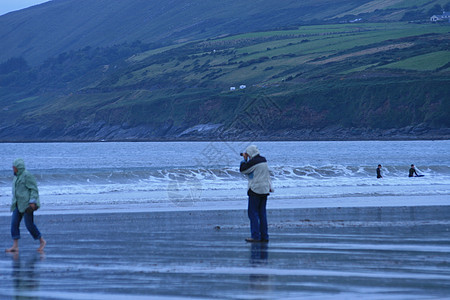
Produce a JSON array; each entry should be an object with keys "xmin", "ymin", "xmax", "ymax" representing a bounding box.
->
[{"xmin": 11, "ymin": 159, "xmax": 40, "ymax": 213}]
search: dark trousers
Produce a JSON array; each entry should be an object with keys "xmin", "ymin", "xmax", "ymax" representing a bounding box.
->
[
  {"xmin": 248, "ymin": 194, "xmax": 268, "ymax": 240},
  {"xmin": 11, "ymin": 207, "xmax": 41, "ymax": 240}
]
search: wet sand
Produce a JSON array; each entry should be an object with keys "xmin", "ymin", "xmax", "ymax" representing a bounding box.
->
[{"xmin": 1, "ymin": 205, "xmax": 449, "ymax": 299}]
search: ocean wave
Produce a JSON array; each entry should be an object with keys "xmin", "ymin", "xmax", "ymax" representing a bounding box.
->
[
  {"xmin": 1, "ymin": 164, "xmax": 448, "ymax": 182},
  {"xmin": 0, "ymin": 165, "xmax": 449, "ymax": 198}
]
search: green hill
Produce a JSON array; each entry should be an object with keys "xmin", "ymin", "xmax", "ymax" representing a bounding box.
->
[
  {"xmin": 1, "ymin": 0, "xmax": 449, "ymax": 65},
  {"xmin": 0, "ymin": 1, "xmax": 449, "ymax": 141}
]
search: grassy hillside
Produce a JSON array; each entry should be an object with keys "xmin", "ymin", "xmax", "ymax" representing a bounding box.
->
[
  {"xmin": 380, "ymin": 51, "xmax": 450, "ymax": 70},
  {"xmin": 0, "ymin": 20, "xmax": 448, "ymax": 141},
  {"xmin": 1, "ymin": 0, "xmax": 449, "ymax": 65}
]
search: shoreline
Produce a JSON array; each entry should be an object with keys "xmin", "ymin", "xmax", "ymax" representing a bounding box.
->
[
  {"xmin": 1, "ymin": 123, "xmax": 449, "ymax": 143},
  {"xmin": 0, "ymin": 194, "xmax": 448, "ymax": 216},
  {"xmin": 1, "ymin": 136, "xmax": 449, "ymax": 143}
]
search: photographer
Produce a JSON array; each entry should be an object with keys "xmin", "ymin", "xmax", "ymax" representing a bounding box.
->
[{"xmin": 240, "ymin": 145, "xmax": 272, "ymax": 243}]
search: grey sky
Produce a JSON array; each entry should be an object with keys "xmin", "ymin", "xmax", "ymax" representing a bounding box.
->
[{"xmin": 0, "ymin": 0, "xmax": 50, "ymax": 16}]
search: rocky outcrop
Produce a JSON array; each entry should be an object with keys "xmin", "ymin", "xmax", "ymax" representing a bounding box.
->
[{"xmin": 0, "ymin": 121, "xmax": 448, "ymax": 142}]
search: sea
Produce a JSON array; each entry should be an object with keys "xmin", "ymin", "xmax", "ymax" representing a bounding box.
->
[{"xmin": 0, "ymin": 140, "xmax": 449, "ymax": 213}]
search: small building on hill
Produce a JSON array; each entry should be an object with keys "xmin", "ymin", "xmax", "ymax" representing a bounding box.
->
[{"xmin": 430, "ymin": 11, "xmax": 450, "ymax": 22}]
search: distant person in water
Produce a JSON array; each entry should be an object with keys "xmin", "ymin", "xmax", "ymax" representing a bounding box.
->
[
  {"xmin": 409, "ymin": 164, "xmax": 419, "ymax": 177},
  {"xmin": 6, "ymin": 159, "xmax": 46, "ymax": 253},
  {"xmin": 377, "ymin": 164, "xmax": 383, "ymax": 178},
  {"xmin": 240, "ymin": 145, "xmax": 273, "ymax": 243}
]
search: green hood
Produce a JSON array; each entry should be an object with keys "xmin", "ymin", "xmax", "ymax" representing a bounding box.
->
[
  {"xmin": 11, "ymin": 158, "xmax": 40, "ymax": 213},
  {"xmin": 13, "ymin": 158, "xmax": 26, "ymax": 176}
]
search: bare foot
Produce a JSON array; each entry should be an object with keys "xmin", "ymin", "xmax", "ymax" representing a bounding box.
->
[
  {"xmin": 37, "ymin": 238, "xmax": 46, "ymax": 252},
  {"xmin": 5, "ymin": 247, "xmax": 18, "ymax": 253}
]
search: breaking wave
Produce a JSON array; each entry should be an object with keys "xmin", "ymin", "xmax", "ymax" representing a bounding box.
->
[{"xmin": 0, "ymin": 164, "xmax": 449, "ymax": 198}]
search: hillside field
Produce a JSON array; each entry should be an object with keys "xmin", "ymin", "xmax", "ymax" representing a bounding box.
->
[{"xmin": 0, "ymin": 21, "xmax": 449, "ymax": 141}]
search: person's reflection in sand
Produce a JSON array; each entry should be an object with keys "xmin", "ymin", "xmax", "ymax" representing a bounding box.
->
[
  {"xmin": 10, "ymin": 252, "xmax": 44, "ymax": 299},
  {"xmin": 249, "ymin": 242, "xmax": 271, "ymax": 291}
]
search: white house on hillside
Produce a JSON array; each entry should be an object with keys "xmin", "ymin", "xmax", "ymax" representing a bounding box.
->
[{"xmin": 430, "ymin": 11, "xmax": 450, "ymax": 22}]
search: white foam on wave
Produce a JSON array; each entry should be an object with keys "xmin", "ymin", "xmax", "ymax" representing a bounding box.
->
[{"xmin": 1, "ymin": 164, "xmax": 449, "ymax": 200}]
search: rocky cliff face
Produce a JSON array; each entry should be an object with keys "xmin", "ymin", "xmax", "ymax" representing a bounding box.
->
[{"xmin": 1, "ymin": 120, "xmax": 448, "ymax": 142}]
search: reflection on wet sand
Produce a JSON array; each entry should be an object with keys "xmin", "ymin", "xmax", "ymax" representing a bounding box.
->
[
  {"xmin": 0, "ymin": 206, "xmax": 449, "ymax": 299},
  {"xmin": 249, "ymin": 243, "xmax": 271, "ymax": 292},
  {"xmin": 10, "ymin": 252, "xmax": 44, "ymax": 300}
]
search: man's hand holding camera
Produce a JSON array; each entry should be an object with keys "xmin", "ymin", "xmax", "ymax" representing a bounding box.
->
[{"xmin": 240, "ymin": 152, "xmax": 250, "ymax": 161}]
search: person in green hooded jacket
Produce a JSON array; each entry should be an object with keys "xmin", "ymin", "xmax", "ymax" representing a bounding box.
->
[{"xmin": 6, "ymin": 159, "xmax": 46, "ymax": 253}]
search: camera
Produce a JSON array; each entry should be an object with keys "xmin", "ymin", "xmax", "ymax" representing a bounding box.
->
[{"xmin": 240, "ymin": 153, "xmax": 244, "ymax": 156}]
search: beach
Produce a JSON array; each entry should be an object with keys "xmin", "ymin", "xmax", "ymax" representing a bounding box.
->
[
  {"xmin": 1, "ymin": 203, "xmax": 449, "ymax": 299},
  {"xmin": 0, "ymin": 140, "xmax": 449, "ymax": 299}
]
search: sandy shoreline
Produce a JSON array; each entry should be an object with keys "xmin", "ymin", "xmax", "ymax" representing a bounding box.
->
[
  {"xmin": 1, "ymin": 193, "xmax": 449, "ymax": 216},
  {"xmin": 1, "ymin": 204, "xmax": 449, "ymax": 299}
]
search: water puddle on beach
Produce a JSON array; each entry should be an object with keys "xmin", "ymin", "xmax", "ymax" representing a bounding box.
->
[{"xmin": 1, "ymin": 206, "xmax": 449, "ymax": 299}]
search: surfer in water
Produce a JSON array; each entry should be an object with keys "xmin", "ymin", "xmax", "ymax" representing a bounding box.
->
[
  {"xmin": 409, "ymin": 164, "xmax": 420, "ymax": 177},
  {"xmin": 377, "ymin": 164, "xmax": 383, "ymax": 178}
]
